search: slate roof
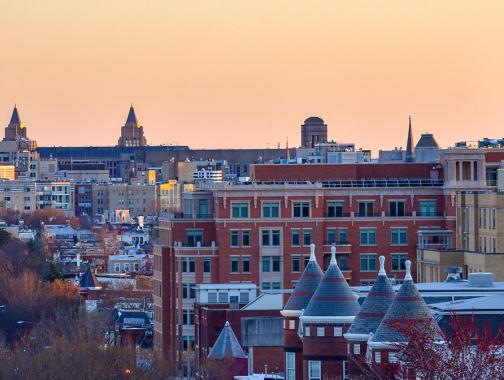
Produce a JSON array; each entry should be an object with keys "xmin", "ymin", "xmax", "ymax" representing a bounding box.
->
[
  {"xmin": 9, "ymin": 105, "xmax": 21, "ymax": 125},
  {"xmin": 303, "ymin": 246, "xmax": 360, "ymax": 317},
  {"xmin": 79, "ymin": 267, "xmax": 101, "ymax": 289},
  {"xmin": 126, "ymin": 105, "xmax": 139, "ymax": 126},
  {"xmin": 347, "ymin": 256, "xmax": 395, "ymax": 336},
  {"xmin": 370, "ymin": 260, "xmax": 440, "ymax": 344},
  {"xmin": 283, "ymin": 244, "xmax": 323, "ymax": 312},
  {"xmin": 304, "ymin": 116, "xmax": 325, "ymax": 124},
  {"xmin": 405, "ymin": 116, "xmax": 415, "ymax": 162},
  {"xmin": 416, "ymin": 133, "xmax": 439, "ymax": 148},
  {"xmin": 208, "ymin": 321, "xmax": 247, "ymax": 359}
]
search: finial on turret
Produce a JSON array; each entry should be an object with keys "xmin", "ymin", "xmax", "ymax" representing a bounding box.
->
[
  {"xmin": 405, "ymin": 260, "xmax": 413, "ymax": 281},
  {"xmin": 378, "ymin": 255, "xmax": 386, "ymax": 276},
  {"xmin": 330, "ymin": 245, "xmax": 337, "ymax": 266},
  {"xmin": 309, "ymin": 243, "xmax": 316, "ymax": 261}
]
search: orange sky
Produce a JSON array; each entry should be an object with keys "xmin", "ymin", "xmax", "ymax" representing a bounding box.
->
[{"xmin": 1, "ymin": 1, "xmax": 503, "ymax": 153}]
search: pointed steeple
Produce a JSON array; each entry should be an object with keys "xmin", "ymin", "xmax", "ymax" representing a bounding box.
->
[
  {"xmin": 346, "ymin": 256, "xmax": 395, "ymax": 339},
  {"xmin": 302, "ymin": 246, "xmax": 360, "ymax": 319},
  {"xmin": 208, "ymin": 321, "xmax": 247, "ymax": 359},
  {"xmin": 9, "ymin": 105, "xmax": 21, "ymax": 126},
  {"xmin": 283, "ymin": 244, "xmax": 324, "ymax": 314},
  {"xmin": 405, "ymin": 115, "xmax": 415, "ymax": 163},
  {"xmin": 369, "ymin": 260, "xmax": 441, "ymax": 346},
  {"xmin": 79, "ymin": 267, "xmax": 101, "ymax": 289},
  {"xmin": 126, "ymin": 104, "xmax": 139, "ymax": 127}
]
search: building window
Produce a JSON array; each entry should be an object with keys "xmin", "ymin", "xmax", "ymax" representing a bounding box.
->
[
  {"xmin": 419, "ymin": 200, "xmax": 437, "ymax": 216},
  {"xmin": 292, "ymin": 229, "xmax": 300, "ymax": 246},
  {"xmin": 303, "ymin": 255, "xmax": 310, "ymax": 269},
  {"xmin": 231, "ymin": 202, "xmax": 249, "ymax": 218},
  {"xmin": 391, "ymin": 228, "xmax": 407, "ymax": 245},
  {"xmin": 389, "ymin": 201, "xmax": 406, "ymax": 217},
  {"xmin": 262, "ymin": 256, "xmax": 271, "ymax": 272},
  {"xmin": 353, "ymin": 343, "xmax": 361, "ymax": 355},
  {"xmin": 327, "ymin": 201, "xmax": 344, "ymax": 217},
  {"xmin": 326, "ymin": 228, "xmax": 336, "ymax": 244},
  {"xmin": 303, "ymin": 229, "xmax": 312, "ymax": 246},
  {"xmin": 305, "ymin": 327, "xmax": 311, "ymax": 337},
  {"xmin": 343, "ymin": 360, "xmax": 349, "ymax": 380},
  {"xmin": 339, "ymin": 228, "xmax": 348, "ymax": 244},
  {"xmin": 182, "ymin": 257, "xmax": 196, "ymax": 273},
  {"xmin": 272, "ymin": 282, "xmax": 281, "ymax": 289},
  {"xmin": 308, "ymin": 360, "xmax": 321, "ymax": 380},
  {"xmin": 338, "ymin": 256, "xmax": 348, "ymax": 270},
  {"xmin": 186, "ymin": 229, "xmax": 203, "ymax": 247},
  {"xmin": 114, "ymin": 263, "xmax": 120, "ymax": 272},
  {"xmin": 242, "ymin": 230, "xmax": 250, "ymax": 246},
  {"xmin": 262, "ymin": 229, "xmax": 281, "ymax": 246},
  {"xmin": 392, "ymin": 254, "xmax": 408, "ymax": 271},
  {"xmin": 272, "ymin": 256, "xmax": 281, "ymax": 272},
  {"xmin": 230, "ymin": 230, "xmax": 239, "ymax": 247},
  {"xmin": 203, "ymin": 258, "xmax": 211, "ymax": 273},
  {"xmin": 361, "ymin": 255, "xmax": 377, "ymax": 271},
  {"xmin": 262, "ymin": 202, "xmax": 280, "ymax": 218},
  {"xmin": 375, "ymin": 352, "xmax": 381, "ymax": 363},
  {"xmin": 316, "ymin": 327, "xmax": 325, "ymax": 337},
  {"xmin": 358, "ymin": 201, "xmax": 374, "ymax": 217},
  {"xmin": 231, "ymin": 256, "xmax": 239, "ymax": 273},
  {"xmin": 292, "ymin": 256, "xmax": 301, "ymax": 272},
  {"xmin": 334, "ymin": 326, "xmax": 343, "ymax": 336},
  {"xmin": 286, "ymin": 352, "xmax": 296, "ymax": 380},
  {"xmin": 360, "ymin": 228, "xmax": 377, "ymax": 245},
  {"xmin": 242, "ymin": 256, "xmax": 251, "ymax": 273},
  {"xmin": 262, "ymin": 282, "xmax": 271, "ymax": 290},
  {"xmin": 293, "ymin": 201, "xmax": 310, "ymax": 218},
  {"xmin": 389, "ymin": 352, "xmax": 397, "ymax": 363}
]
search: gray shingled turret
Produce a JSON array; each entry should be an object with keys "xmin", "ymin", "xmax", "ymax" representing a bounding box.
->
[
  {"xmin": 370, "ymin": 260, "xmax": 440, "ymax": 344},
  {"xmin": 79, "ymin": 267, "xmax": 101, "ymax": 289},
  {"xmin": 303, "ymin": 246, "xmax": 360, "ymax": 318},
  {"xmin": 346, "ymin": 256, "xmax": 395, "ymax": 338},
  {"xmin": 283, "ymin": 244, "xmax": 323, "ymax": 312},
  {"xmin": 208, "ymin": 321, "xmax": 247, "ymax": 359}
]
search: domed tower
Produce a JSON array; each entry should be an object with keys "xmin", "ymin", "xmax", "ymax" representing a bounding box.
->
[
  {"xmin": 344, "ymin": 256, "xmax": 395, "ymax": 377},
  {"xmin": 300, "ymin": 246, "xmax": 360, "ymax": 379},
  {"xmin": 301, "ymin": 116, "xmax": 327, "ymax": 148},
  {"xmin": 281, "ymin": 244, "xmax": 323, "ymax": 380},
  {"xmin": 367, "ymin": 260, "xmax": 441, "ymax": 371},
  {"xmin": 117, "ymin": 105, "xmax": 147, "ymax": 147}
]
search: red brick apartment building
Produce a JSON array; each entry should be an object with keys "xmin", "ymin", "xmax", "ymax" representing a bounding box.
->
[{"xmin": 153, "ymin": 148, "xmax": 504, "ymax": 368}]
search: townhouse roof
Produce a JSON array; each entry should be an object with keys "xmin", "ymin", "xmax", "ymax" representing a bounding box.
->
[
  {"xmin": 283, "ymin": 244, "xmax": 323, "ymax": 314},
  {"xmin": 302, "ymin": 246, "xmax": 360, "ymax": 320},
  {"xmin": 346, "ymin": 256, "xmax": 395, "ymax": 338},
  {"xmin": 79, "ymin": 267, "xmax": 101, "ymax": 289},
  {"xmin": 208, "ymin": 321, "xmax": 247, "ymax": 359}
]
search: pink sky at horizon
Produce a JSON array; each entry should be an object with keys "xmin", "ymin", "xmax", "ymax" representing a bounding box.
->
[{"xmin": 1, "ymin": 1, "xmax": 504, "ymax": 154}]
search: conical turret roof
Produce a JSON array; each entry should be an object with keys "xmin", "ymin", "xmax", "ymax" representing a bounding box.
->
[
  {"xmin": 125, "ymin": 105, "xmax": 139, "ymax": 126},
  {"xmin": 208, "ymin": 321, "xmax": 247, "ymax": 359},
  {"xmin": 9, "ymin": 105, "xmax": 21, "ymax": 126},
  {"xmin": 302, "ymin": 246, "xmax": 360, "ymax": 319},
  {"xmin": 283, "ymin": 244, "xmax": 323, "ymax": 313},
  {"xmin": 346, "ymin": 256, "xmax": 395, "ymax": 338},
  {"xmin": 370, "ymin": 260, "xmax": 440, "ymax": 344}
]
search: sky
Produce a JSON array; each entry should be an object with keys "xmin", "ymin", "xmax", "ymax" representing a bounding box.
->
[{"xmin": 1, "ymin": 1, "xmax": 504, "ymax": 153}]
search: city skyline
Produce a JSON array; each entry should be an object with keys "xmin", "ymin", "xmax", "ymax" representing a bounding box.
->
[{"xmin": 2, "ymin": 1, "xmax": 504, "ymax": 150}]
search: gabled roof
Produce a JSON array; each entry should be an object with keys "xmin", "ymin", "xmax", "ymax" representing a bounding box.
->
[
  {"xmin": 302, "ymin": 246, "xmax": 360, "ymax": 319},
  {"xmin": 125, "ymin": 105, "xmax": 139, "ymax": 126},
  {"xmin": 346, "ymin": 256, "xmax": 395, "ymax": 338},
  {"xmin": 370, "ymin": 260, "xmax": 440, "ymax": 345},
  {"xmin": 79, "ymin": 267, "xmax": 101, "ymax": 289},
  {"xmin": 283, "ymin": 244, "xmax": 323, "ymax": 313},
  {"xmin": 208, "ymin": 321, "xmax": 247, "ymax": 359},
  {"xmin": 9, "ymin": 105, "xmax": 21, "ymax": 125}
]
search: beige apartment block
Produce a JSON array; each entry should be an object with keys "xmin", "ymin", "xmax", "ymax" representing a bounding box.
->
[
  {"xmin": 92, "ymin": 183, "xmax": 157, "ymax": 217},
  {"xmin": 418, "ymin": 190, "xmax": 504, "ymax": 282}
]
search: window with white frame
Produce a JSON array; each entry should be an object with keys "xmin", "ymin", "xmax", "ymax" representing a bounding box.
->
[
  {"xmin": 391, "ymin": 254, "xmax": 408, "ymax": 271},
  {"xmin": 360, "ymin": 228, "xmax": 377, "ymax": 245},
  {"xmin": 389, "ymin": 352, "xmax": 397, "ymax": 363},
  {"xmin": 305, "ymin": 326, "xmax": 311, "ymax": 336},
  {"xmin": 391, "ymin": 227, "xmax": 408, "ymax": 245},
  {"xmin": 334, "ymin": 326, "xmax": 343, "ymax": 336},
  {"xmin": 262, "ymin": 202, "xmax": 280, "ymax": 218},
  {"xmin": 353, "ymin": 343, "xmax": 360, "ymax": 355},
  {"xmin": 308, "ymin": 360, "xmax": 321, "ymax": 380},
  {"xmin": 375, "ymin": 351, "xmax": 381, "ymax": 363},
  {"xmin": 343, "ymin": 360, "xmax": 349, "ymax": 380},
  {"xmin": 316, "ymin": 327, "xmax": 325, "ymax": 336},
  {"xmin": 293, "ymin": 201, "xmax": 310, "ymax": 218},
  {"xmin": 231, "ymin": 202, "xmax": 249, "ymax": 218},
  {"xmin": 286, "ymin": 352, "xmax": 296, "ymax": 380},
  {"xmin": 114, "ymin": 263, "xmax": 120, "ymax": 272}
]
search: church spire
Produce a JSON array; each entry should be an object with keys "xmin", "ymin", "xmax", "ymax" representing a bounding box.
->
[
  {"xmin": 405, "ymin": 115, "xmax": 415, "ymax": 163},
  {"xmin": 126, "ymin": 105, "xmax": 139, "ymax": 127},
  {"xmin": 9, "ymin": 105, "xmax": 21, "ymax": 126}
]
